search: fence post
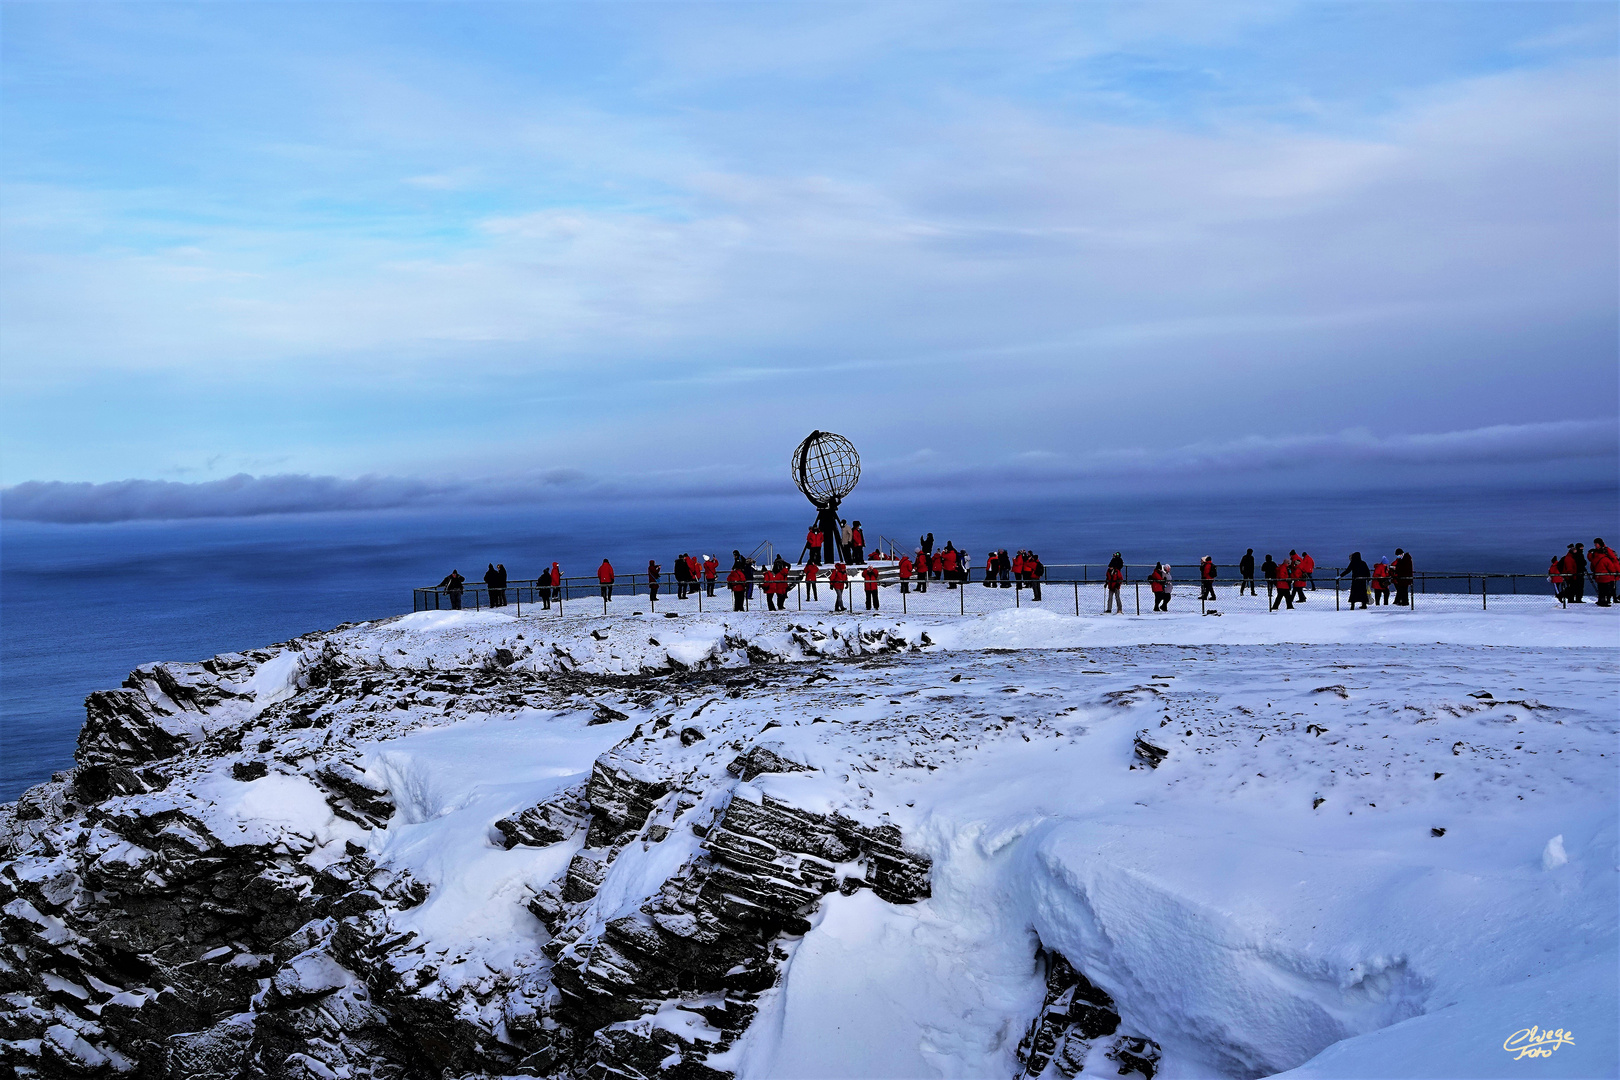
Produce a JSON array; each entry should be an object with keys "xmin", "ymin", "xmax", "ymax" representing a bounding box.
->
[
  {"xmin": 1483, "ymin": 577, "xmax": 1488, "ymax": 611},
  {"xmin": 515, "ymin": 588, "xmax": 521, "ymax": 616},
  {"xmin": 1135, "ymin": 582, "xmax": 1141, "ymax": 615},
  {"xmin": 1074, "ymin": 581, "xmax": 1079, "ymax": 616},
  {"xmin": 1335, "ymin": 579, "xmax": 1340, "ymax": 611},
  {"xmin": 960, "ymin": 581, "xmax": 965, "ymax": 615}
]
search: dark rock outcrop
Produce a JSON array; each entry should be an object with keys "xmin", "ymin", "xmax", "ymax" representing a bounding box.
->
[{"xmin": 1017, "ymin": 948, "xmax": 1161, "ymax": 1079}]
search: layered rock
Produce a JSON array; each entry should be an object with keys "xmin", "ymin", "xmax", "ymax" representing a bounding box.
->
[{"xmin": 1017, "ymin": 949, "xmax": 1162, "ymax": 1080}]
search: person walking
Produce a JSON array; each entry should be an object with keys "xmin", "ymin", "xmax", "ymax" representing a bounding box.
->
[
  {"xmin": 1199, "ymin": 556, "xmax": 1217, "ymax": 601},
  {"xmin": 437, "ymin": 569, "xmax": 466, "ymax": 610},
  {"xmin": 1271, "ymin": 557, "xmax": 1294, "ymax": 610},
  {"xmin": 1287, "ymin": 551, "xmax": 1307, "ymax": 602},
  {"xmin": 830, "ymin": 562, "xmax": 849, "ymax": 611},
  {"xmin": 728, "ymin": 565, "xmax": 747, "ymax": 610},
  {"xmin": 1239, "ymin": 549, "xmax": 1256, "ymax": 595},
  {"xmin": 1149, "ymin": 562, "xmax": 1170, "ymax": 611},
  {"xmin": 647, "ymin": 559, "xmax": 661, "ymax": 602},
  {"xmin": 898, "ymin": 554, "xmax": 912, "ymax": 594},
  {"xmin": 1371, "ymin": 557, "xmax": 1390, "ymax": 605},
  {"xmin": 1341, "ymin": 552, "xmax": 1371, "ymax": 610},
  {"xmin": 597, "ymin": 559, "xmax": 615, "ymax": 601},
  {"xmin": 1299, "ymin": 551, "xmax": 1317, "ymax": 592},
  {"xmin": 1104, "ymin": 562, "xmax": 1124, "ymax": 613},
  {"xmin": 1590, "ymin": 539, "xmax": 1617, "ymax": 606},
  {"xmin": 863, "ymin": 564, "xmax": 881, "ymax": 609},
  {"xmin": 803, "ymin": 558, "xmax": 820, "ymax": 600},
  {"xmin": 850, "ymin": 521, "xmax": 866, "ymax": 564},
  {"xmin": 484, "ymin": 563, "xmax": 501, "ymax": 608}
]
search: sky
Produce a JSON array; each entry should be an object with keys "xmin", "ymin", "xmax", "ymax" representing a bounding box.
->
[{"xmin": 1, "ymin": 1, "xmax": 1616, "ymax": 521}]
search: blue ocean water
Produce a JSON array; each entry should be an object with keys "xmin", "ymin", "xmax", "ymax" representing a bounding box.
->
[{"xmin": 2, "ymin": 484, "xmax": 1613, "ymax": 801}]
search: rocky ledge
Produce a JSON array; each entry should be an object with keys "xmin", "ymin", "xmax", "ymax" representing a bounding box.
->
[{"xmin": 1, "ymin": 614, "xmax": 1157, "ymax": 1080}]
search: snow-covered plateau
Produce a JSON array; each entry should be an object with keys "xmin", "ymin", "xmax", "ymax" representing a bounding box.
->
[{"xmin": 2, "ymin": 602, "xmax": 1615, "ymax": 1080}]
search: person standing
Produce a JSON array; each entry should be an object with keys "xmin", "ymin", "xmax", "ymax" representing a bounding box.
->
[
  {"xmin": 863, "ymin": 564, "xmax": 880, "ymax": 609},
  {"xmin": 673, "ymin": 555, "xmax": 689, "ymax": 600},
  {"xmin": 1271, "ymin": 557, "xmax": 1294, "ymax": 609},
  {"xmin": 1590, "ymin": 539, "xmax": 1617, "ymax": 606},
  {"xmin": 597, "ymin": 559, "xmax": 615, "ymax": 601},
  {"xmin": 849, "ymin": 521, "xmax": 866, "ymax": 564},
  {"xmin": 943, "ymin": 545, "xmax": 960, "ymax": 588},
  {"xmin": 1299, "ymin": 551, "xmax": 1317, "ymax": 592},
  {"xmin": 1341, "ymin": 552, "xmax": 1371, "ymax": 610},
  {"xmin": 704, "ymin": 555, "xmax": 718, "ymax": 597},
  {"xmin": 1149, "ymin": 562, "xmax": 1169, "ymax": 611},
  {"xmin": 1199, "ymin": 556, "xmax": 1217, "ymax": 602},
  {"xmin": 1104, "ymin": 562, "xmax": 1124, "ymax": 613},
  {"xmin": 898, "ymin": 554, "xmax": 912, "ymax": 594},
  {"xmin": 1261, "ymin": 554, "xmax": 1278, "ymax": 600},
  {"xmin": 1393, "ymin": 549, "xmax": 1413, "ymax": 606},
  {"xmin": 437, "ymin": 569, "xmax": 466, "ymax": 610},
  {"xmin": 647, "ymin": 560, "xmax": 661, "ymax": 602},
  {"xmin": 1029, "ymin": 552, "xmax": 1044, "ymax": 601},
  {"xmin": 921, "ymin": 533, "xmax": 934, "ymax": 561},
  {"xmin": 1548, "ymin": 555, "xmax": 1566, "ymax": 600},
  {"xmin": 830, "ymin": 562, "xmax": 849, "ymax": 611},
  {"xmin": 1239, "ymin": 549, "xmax": 1256, "ymax": 595},
  {"xmin": 1371, "ymin": 557, "xmax": 1390, "ymax": 605},
  {"xmin": 761, "ymin": 566, "xmax": 778, "ymax": 610},
  {"xmin": 839, "ymin": 519, "xmax": 852, "ymax": 558},
  {"xmin": 804, "ymin": 558, "xmax": 820, "ymax": 600},
  {"xmin": 484, "ymin": 563, "xmax": 501, "ymax": 608},
  {"xmin": 551, "ymin": 562, "xmax": 563, "ymax": 605},
  {"xmin": 537, "ymin": 566, "xmax": 553, "ymax": 609},
  {"xmin": 1286, "ymin": 551, "xmax": 1307, "ymax": 602},
  {"xmin": 1571, "ymin": 543, "xmax": 1588, "ymax": 602},
  {"xmin": 728, "ymin": 565, "xmax": 747, "ymax": 610}
]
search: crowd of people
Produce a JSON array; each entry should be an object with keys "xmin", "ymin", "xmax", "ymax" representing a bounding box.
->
[
  {"xmin": 426, "ymin": 532, "xmax": 1614, "ymax": 614},
  {"xmin": 1548, "ymin": 539, "xmax": 1618, "ymax": 607}
]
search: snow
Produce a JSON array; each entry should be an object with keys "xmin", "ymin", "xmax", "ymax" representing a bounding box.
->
[{"xmin": 94, "ymin": 594, "xmax": 1619, "ymax": 1077}]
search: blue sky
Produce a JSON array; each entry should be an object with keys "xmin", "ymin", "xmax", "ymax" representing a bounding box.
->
[{"xmin": 1, "ymin": 2, "xmax": 1616, "ymax": 518}]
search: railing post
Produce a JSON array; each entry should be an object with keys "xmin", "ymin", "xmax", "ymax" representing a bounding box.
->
[
  {"xmin": 1483, "ymin": 577, "xmax": 1488, "ymax": 611},
  {"xmin": 1135, "ymin": 582, "xmax": 1141, "ymax": 615},
  {"xmin": 1335, "ymin": 579, "xmax": 1340, "ymax": 611},
  {"xmin": 1074, "ymin": 581, "xmax": 1079, "ymax": 616}
]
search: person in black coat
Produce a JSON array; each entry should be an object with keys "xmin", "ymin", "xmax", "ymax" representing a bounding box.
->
[
  {"xmin": 438, "ymin": 569, "xmax": 466, "ymax": 610},
  {"xmin": 1340, "ymin": 552, "xmax": 1371, "ymax": 609},
  {"xmin": 537, "ymin": 567, "xmax": 553, "ymax": 609},
  {"xmin": 1393, "ymin": 549, "xmax": 1413, "ymax": 606},
  {"xmin": 1239, "ymin": 549, "xmax": 1256, "ymax": 595},
  {"xmin": 483, "ymin": 564, "xmax": 503, "ymax": 607},
  {"xmin": 1260, "ymin": 555, "xmax": 1278, "ymax": 598}
]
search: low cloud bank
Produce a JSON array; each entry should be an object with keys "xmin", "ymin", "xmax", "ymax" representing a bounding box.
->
[{"xmin": 3, "ymin": 420, "xmax": 1613, "ymax": 524}]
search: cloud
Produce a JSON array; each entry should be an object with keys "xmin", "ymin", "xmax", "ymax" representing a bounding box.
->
[{"xmin": 6, "ymin": 420, "xmax": 1610, "ymax": 524}]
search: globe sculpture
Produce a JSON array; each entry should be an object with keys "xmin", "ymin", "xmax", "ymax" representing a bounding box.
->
[{"xmin": 792, "ymin": 430, "xmax": 860, "ymax": 564}]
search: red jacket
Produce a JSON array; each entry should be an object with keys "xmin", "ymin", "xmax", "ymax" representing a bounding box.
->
[
  {"xmin": 1559, "ymin": 553, "xmax": 1579, "ymax": 576},
  {"xmin": 851, "ymin": 527, "xmax": 864, "ymax": 546},
  {"xmin": 942, "ymin": 550, "xmax": 958, "ymax": 572},
  {"xmin": 1149, "ymin": 567, "xmax": 1166, "ymax": 594},
  {"xmin": 727, "ymin": 568, "xmax": 746, "ymax": 592},
  {"xmin": 1275, "ymin": 561, "xmax": 1293, "ymax": 586},
  {"xmin": 551, "ymin": 562, "xmax": 562, "ymax": 585},
  {"xmin": 1372, "ymin": 562, "xmax": 1389, "ymax": 586},
  {"xmin": 704, "ymin": 558, "xmax": 718, "ymax": 580},
  {"xmin": 862, "ymin": 566, "xmax": 879, "ymax": 591},
  {"xmin": 1299, "ymin": 554, "xmax": 1315, "ymax": 575},
  {"xmin": 1106, "ymin": 567, "xmax": 1123, "ymax": 587},
  {"xmin": 830, "ymin": 565, "xmax": 848, "ymax": 587},
  {"xmin": 1201, "ymin": 560, "xmax": 1216, "ymax": 581},
  {"xmin": 598, "ymin": 561, "xmax": 614, "ymax": 584},
  {"xmin": 1012, "ymin": 554, "xmax": 1026, "ymax": 575},
  {"xmin": 1591, "ymin": 549, "xmax": 1619, "ymax": 583},
  {"xmin": 804, "ymin": 562, "xmax": 820, "ymax": 582},
  {"xmin": 1548, "ymin": 559, "xmax": 1564, "ymax": 584},
  {"xmin": 898, "ymin": 557, "xmax": 912, "ymax": 579}
]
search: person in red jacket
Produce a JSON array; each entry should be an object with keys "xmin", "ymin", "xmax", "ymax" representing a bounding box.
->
[
  {"xmin": 550, "ymin": 562, "xmax": 563, "ymax": 605},
  {"xmin": 704, "ymin": 556, "xmax": 718, "ymax": 598},
  {"xmin": 766, "ymin": 567, "xmax": 784, "ymax": 610},
  {"xmin": 1148, "ymin": 561, "xmax": 1169, "ymax": 612},
  {"xmin": 646, "ymin": 559, "xmax": 661, "ymax": 602},
  {"xmin": 1371, "ymin": 558, "xmax": 1390, "ymax": 604},
  {"xmin": 804, "ymin": 524, "xmax": 824, "ymax": 563},
  {"xmin": 1199, "ymin": 556, "xmax": 1217, "ymax": 601},
  {"xmin": 1104, "ymin": 564, "xmax": 1124, "ymax": 614},
  {"xmin": 897, "ymin": 555, "xmax": 912, "ymax": 594},
  {"xmin": 1548, "ymin": 556, "xmax": 1566, "ymax": 601},
  {"xmin": 941, "ymin": 546, "xmax": 959, "ymax": 588},
  {"xmin": 830, "ymin": 563, "xmax": 849, "ymax": 611},
  {"xmin": 1299, "ymin": 551, "xmax": 1316, "ymax": 592},
  {"xmin": 1272, "ymin": 557, "xmax": 1294, "ymax": 610},
  {"xmin": 850, "ymin": 522, "xmax": 866, "ymax": 564},
  {"xmin": 1287, "ymin": 550, "xmax": 1307, "ymax": 602},
  {"xmin": 1590, "ymin": 539, "xmax": 1617, "ymax": 606},
  {"xmin": 862, "ymin": 564, "xmax": 880, "ymax": 609},
  {"xmin": 803, "ymin": 559, "xmax": 820, "ymax": 601},
  {"xmin": 597, "ymin": 559, "xmax": 615, "ymax": 601},
  {"xmin": 727, "ymin": 566, "xmax": 747, "ymax": 610}
]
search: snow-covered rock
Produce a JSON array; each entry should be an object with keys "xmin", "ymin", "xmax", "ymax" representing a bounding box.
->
[{"xmin": 0, "ymin": 606, "xmax": 1614, "ymax": 1079}]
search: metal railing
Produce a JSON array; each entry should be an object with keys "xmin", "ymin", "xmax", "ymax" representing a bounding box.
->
[{"xmin": 413, "ymin": 565, "xmax": 1582, "ymax": 618}]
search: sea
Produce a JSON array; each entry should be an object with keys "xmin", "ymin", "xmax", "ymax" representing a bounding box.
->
[{"xmin": 2, "ymin": 484, "xmax": 1614, "ymax": 802}]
